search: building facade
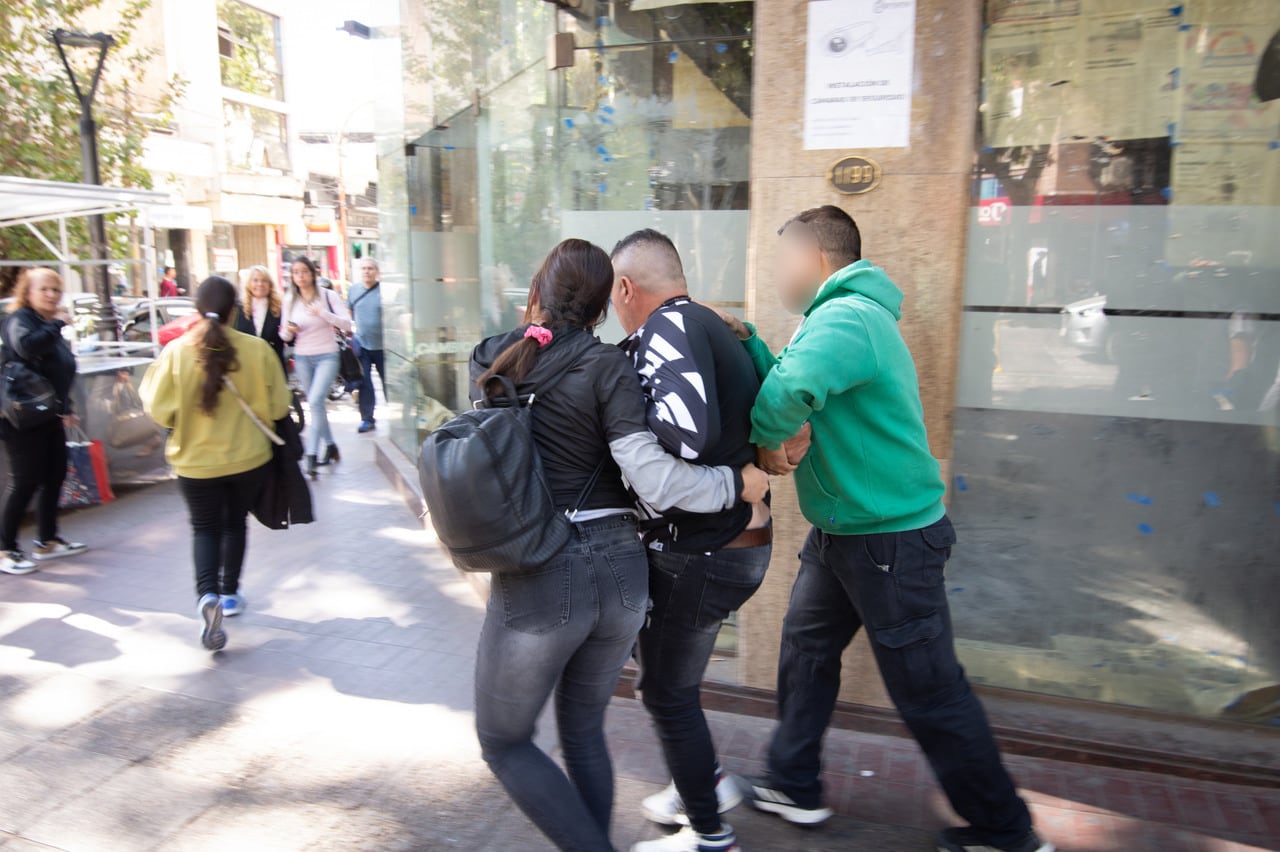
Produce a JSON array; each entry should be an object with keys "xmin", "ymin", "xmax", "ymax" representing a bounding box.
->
[{"xmin": 371, "ymin": 0, "xmax": 1280, "ymax": 745}]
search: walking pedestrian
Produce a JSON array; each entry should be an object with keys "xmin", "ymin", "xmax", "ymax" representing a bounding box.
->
[
  {"xmin": 235, "ymin": 264, "xmax": 286, "ymax": 374},
  {"xmin": 0, "ymin": 268, "xmax": 88, "ymax": 575},
  {"xmin": 610, "ymin": 230, "xmax": 779, "ymax": 852},
  {"xmin": 721, "ymin": 206, "xmax": 1052, "ymax": 852},
  {"xmin": 348, "ymin": 258, "xmax": 386, "ymax": 433},
  {"xmin": 159, "ymin": 266, "xmax": 179, "ymax": 297},
  {"xmin": 280, "ymin": 255, "xmax": 351, "ymax": 478},
  {"xmin": 140, "ymin": 276, "xmax": 292, "ymax": 649},
  {"xmin": 469, "ymin": 238, "xmax": 769, "ymax": 852}
]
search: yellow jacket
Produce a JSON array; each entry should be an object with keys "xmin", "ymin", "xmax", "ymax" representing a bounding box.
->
[{"xmin": 140, "ymin": 327, "xmax": 292, "ymax": 479}]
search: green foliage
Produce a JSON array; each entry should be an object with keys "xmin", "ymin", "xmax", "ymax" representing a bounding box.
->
[
  {"xmin": 0, "ymin": 0, "xmax": 186, "ymax": 286},
  {"xmin": 217, "ymin": 0, "xmax": 282, "ymax": 100}
]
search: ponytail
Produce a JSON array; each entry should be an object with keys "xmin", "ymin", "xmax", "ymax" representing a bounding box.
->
[{"xmin": 192, "ymin": 276, "xmax": 240, "ymax": 415}]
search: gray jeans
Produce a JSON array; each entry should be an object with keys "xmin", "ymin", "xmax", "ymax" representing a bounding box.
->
[{"xmin": 474, "ymin": 513, "xmax": 647, "ymax": 852}]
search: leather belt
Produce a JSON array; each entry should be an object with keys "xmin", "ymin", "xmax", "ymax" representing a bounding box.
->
[{"xmin": 722, "ymin": 525, "xmax": 773, "ymax": 550}]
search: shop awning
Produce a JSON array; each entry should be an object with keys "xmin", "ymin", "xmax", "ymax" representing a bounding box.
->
[{"xmin": 0, "ymin": 175, "xmax": 172, "ymax": 230}]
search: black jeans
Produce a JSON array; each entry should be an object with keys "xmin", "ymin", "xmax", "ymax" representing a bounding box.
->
[
  {"xmin": 1, "ymin": 419, "xmax": 67, "ymax": 551},
  {"xmin": 356, "ymin": 346, "xmax": 386, "ymax": 423},
  {"xmin": 474, "ymin": 514, "xmax": 648, "ymax": 852},
  {"xmin": 637, "ymin": 543, "xmax": 771, "ymax": 834},
  {"xmin": 177, "ymin": 464, "xmax": 268, "ymax": 600},
  {"xmin": 768, "ymin": 516, "xmax": 1033, "ymax": 846}
]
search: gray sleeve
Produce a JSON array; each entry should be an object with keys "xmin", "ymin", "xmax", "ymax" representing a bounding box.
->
[{"xmin": 608, "ymin": 431, "xmax": 737, "ymax": 513}]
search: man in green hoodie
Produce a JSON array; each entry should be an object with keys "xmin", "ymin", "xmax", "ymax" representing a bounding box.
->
[{"xmin": 722, "ymin": 206, "xmax": 1050, "ymax": 852}]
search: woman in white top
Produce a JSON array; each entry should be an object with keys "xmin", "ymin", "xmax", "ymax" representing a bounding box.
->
[
  {"xmin": 234, "ymin": 265, "xmax": 286, "ymax": 375},
  {"xmin": 279, "ymin": 256, "xmax": 352, "ymax": 478}
]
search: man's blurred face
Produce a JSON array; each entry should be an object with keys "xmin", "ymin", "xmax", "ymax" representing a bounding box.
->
[
  {"xmin": 361, "ymin": 261, "xmax": 379, "ymax": 285},
  {"xmin": 776, "ymin": 225, "xmax": 826, "ymax": 314}
]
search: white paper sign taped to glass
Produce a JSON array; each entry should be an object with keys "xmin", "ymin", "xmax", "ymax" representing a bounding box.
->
[{"xmin": 804, "ymin": 0, "xmax": 917, "ymax": 150}]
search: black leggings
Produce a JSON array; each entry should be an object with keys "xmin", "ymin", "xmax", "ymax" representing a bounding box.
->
[
  {"xmin": 1, "ymin": 420, "xmax": 67, "ymax": 552},
  {"xmin": 178, "ymin": 464, "xmax": 268, "ymax": 599}
]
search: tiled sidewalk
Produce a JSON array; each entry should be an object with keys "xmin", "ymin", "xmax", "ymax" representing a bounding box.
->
[{"xmin": 0, "ymin": 405, "xmax": 1275, "ymax": 851}]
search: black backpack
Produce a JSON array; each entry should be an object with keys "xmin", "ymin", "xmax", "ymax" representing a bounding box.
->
[{"xmin": 417, "ymin": 350, "xmax": 604, "ymax": 574}]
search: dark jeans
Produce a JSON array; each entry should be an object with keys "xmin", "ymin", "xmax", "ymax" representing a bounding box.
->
[
  {"xmin": 177, "ymin": 464, "xmax": 268, "ymax": 600},
  {"xmin": 356, "ymin": 346, "xmax": 386, "ymax": 423},
  {"xmin": 0, "ymin": 419, "xmax": 67, "ymax": 551},
  {"xmin": 637, "ymin": 543, "xmax": 771, "ymax": 834},
  {"xmin": 768, "ymin": 516, "xmax": 1033, "ymax": 846},
  {"xmin": 475, "ymin": 514, "xmax": 648, "ymax": 852}
]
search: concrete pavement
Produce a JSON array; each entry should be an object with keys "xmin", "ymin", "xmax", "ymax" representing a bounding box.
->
[{"xmin": 0, "ymin": 404, "xmax": 1275, "ymax": 851}]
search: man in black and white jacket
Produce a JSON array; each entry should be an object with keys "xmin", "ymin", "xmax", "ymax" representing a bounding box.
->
[{"xmin": 612, "ymin": 230, "xmax": 786, "ymax": 852}]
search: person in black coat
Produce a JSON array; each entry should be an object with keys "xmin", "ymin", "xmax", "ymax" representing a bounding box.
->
[
  {"xmin": 235, "ymin": 265, "xmax": 286, "ymax": 375},
  {"xmin": 0, "ymin": 268, "xmax": 89, "ymax": 574}
]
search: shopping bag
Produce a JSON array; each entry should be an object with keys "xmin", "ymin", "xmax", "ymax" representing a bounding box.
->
[{"xmin": 59, "ymin": 428, "xmax": 115, "ymax": 509}]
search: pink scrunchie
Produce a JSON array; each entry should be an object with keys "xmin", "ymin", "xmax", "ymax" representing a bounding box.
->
[{"xmin": 524, "ymin": 325, "xmax": 553, "ymax": 347}]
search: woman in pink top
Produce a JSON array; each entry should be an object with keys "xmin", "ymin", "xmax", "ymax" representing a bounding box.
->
[{"xmin": 279, "ymin": 256, "xmax": 352, "ymax": 478}]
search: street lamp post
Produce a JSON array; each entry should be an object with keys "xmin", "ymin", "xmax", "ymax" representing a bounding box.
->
[{"xmin": 48, "ymin": 28, "xmax": 119, "ymax": 341}]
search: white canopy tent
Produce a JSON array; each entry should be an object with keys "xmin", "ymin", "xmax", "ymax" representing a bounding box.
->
[{"xmin": 0, "ymin": 175, "xmax": 201, "ymax": 354}]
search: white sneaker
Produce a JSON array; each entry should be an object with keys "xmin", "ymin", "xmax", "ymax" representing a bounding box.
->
[
  {"xmin": 198, "ymin": 593, "xmax": 226, "ymax": 651},
  {"xmin": 31, "ymin": 537, "xmax": 88, "ymax": 561},
  {"xmin": 643, "ymin": 773, "xmax": 743, "ymax": 826},
  {"xmin": 631, "ymin": 825, "xmax": 739, "ymax": 852},
  {"xmin": 0, "ymin": 550, "xmax": 37, "ymax": 575}
]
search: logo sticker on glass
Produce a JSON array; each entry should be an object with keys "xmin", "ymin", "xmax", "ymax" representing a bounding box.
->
[{"xmin": 827, "ymin": 155, "xmax": 882, "ymax": 195}]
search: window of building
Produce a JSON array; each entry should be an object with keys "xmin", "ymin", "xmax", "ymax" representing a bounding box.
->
[
  {"xmin": 223, "ymin": 100, "xmax": 290, "ymax": 173},
  {"xmin": 949, "ymin": 1, "xmax": 1280, "ymax": 725},
  {"xmin": 216, "ymin": 0, "xmax": 284, "ymax": 101}
]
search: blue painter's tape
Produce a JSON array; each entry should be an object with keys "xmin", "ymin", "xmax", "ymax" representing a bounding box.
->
[
  {"xmin": 1169, "ymin": 4, "xmax": 1183, "ymax": 15},
  {"xmin": 1161, "ymin": 187, "xmax": 1173, "ymax": 201},
  {"xmin": 1270, "ymin": 141, "xmax": 1280, "ymax": 151},
  {"xmin": 602, "ymin": 156, "xmax": 615, "ymax": 163},
  {"xmin": 1203, "ymin": 491, "xmax": 1221, "ymax": 507},
  {"xmin": 1126, "ymin": 493, "xmax": 1153, "ymax": 505},
  {"xmin": 715, "ymin": 42, "xmax": 728, "ymax": 53},
  {"xmin": 1178, "ymin": 23, "xmax": 1191, "ymax": 31},
  {"xmin": 598, "ymin": 116, "xmax": 612, "ymax": 124},
  {"xmin": 596, "ymin": 145, "xmax": 609, "ymax": 155},
  {"xmin": 955, "ymin": 475, "xmax": 969, "ymax": 492},
  {"xmin": 564, "ymin": 118, "xmax": 575, "ymax": 129},
  {"xmin": 599, "ymin": 76, "xmax": 608, "ymax": 85},
  {"xmin": 951, "ymin": 587, "xmax": 965, "ymax": 594},
  {"xmin": 409, "ymin": 205, "xmax": 417, "ymax": 216},
  {"xmin": 597, "ymin": 182, "xmax": 608, "ymax": 193},
  {"xmin": 602, "ymin": 105, "xmax": 615, "ymax": 114},
  {"xmin": 443, "ymin": 145, "xmax": 455, "ymax": 151},
  {"xmin": 669, "ymin": 50, "xmax": 680, "ymax": 63},
  {"xmin": 1138, "ymin": 522, "xmax": 1154, "ymax": 535}
]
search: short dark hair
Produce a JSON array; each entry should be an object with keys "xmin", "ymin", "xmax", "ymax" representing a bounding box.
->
[
  {"xmin": 611, "ymin": 228, "xmax": 684, "ymax": 274},
  {"xmin": 779, "ymin": 205, "xmax": 861, "ymax": 269}
]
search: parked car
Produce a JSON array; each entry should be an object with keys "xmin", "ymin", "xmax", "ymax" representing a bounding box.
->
[
  {"xmin": 1060, "ymin": 294, "xmax": 1113, "ymax": 360},
  {"xmin": 121, "ymin": 298, "xmax": 197, "ymax": 343}
]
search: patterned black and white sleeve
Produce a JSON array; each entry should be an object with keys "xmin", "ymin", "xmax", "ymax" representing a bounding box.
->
[{"xmin": 632, "ymin": 308, "xmax": 720, "ymax": 460}]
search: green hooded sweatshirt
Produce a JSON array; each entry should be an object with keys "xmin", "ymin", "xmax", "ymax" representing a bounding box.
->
[{"xmin": 744, "ymin": 260, "xmax": 945, "ymax": 536}]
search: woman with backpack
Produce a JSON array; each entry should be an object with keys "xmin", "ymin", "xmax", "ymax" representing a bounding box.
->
[
  {"xmin": 0, "ymin": 267, "xmax": 88, "ymax": 575},
  {"xmin": 468, "ymin": 239, "xmax": 769, "ymax": 852},
  {"xmin": 140, "ymin": 276, "xmax": 292, "ymax": 649},
  {"xmin": 280, "ymin": 255, "xmax": 351, "ymax": 478}
]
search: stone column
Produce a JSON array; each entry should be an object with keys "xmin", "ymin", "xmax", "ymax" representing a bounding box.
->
[{"xmin": 739, "ymin": 0, "xmax": 982, "ymax": 707}]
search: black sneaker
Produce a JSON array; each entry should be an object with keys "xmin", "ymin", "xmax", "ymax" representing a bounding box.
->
[
  {"xmin": 937, "ymin": 827, "xmax": 1054, "ymax": 852},
  {"xmin": 747, "ymin": 777, "xmax": 832, "ymax": 826}
]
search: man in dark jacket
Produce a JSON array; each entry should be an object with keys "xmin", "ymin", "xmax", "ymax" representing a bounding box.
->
[{"xmin": 611, "ymin": 230, "xmax": 775, "ymax": 852}]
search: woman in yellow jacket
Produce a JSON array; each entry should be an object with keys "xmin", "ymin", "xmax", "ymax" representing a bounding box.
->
[{"xmin": 141, "ymin": 276, "xmax": 291, "ymax": 651}]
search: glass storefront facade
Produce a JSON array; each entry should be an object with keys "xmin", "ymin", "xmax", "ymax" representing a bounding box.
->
[
  {"xmin": 377, "ymin": 0, "xmax": 1279, "ymax": 726},
  {"xmin": 384, "ymin": 2, "xmax": 755, "ymax": 446},
  {"xmin": 949, "ymin": 1, "xmax": 1280, "ymax": 724}
]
